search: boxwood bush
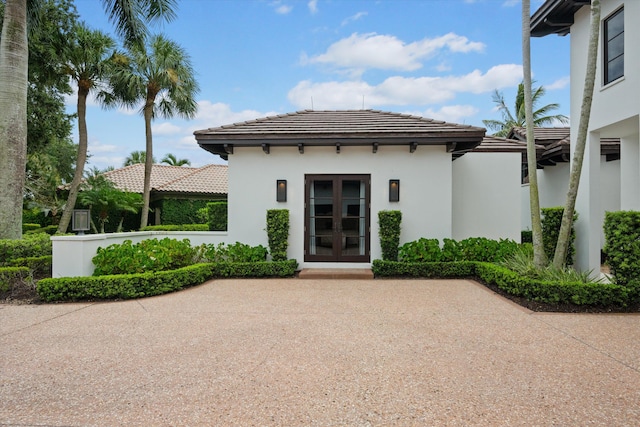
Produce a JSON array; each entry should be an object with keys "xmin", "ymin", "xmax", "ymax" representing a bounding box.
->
[
  {"xmin": 0, "ymin": 233, "xmax": 52, "ymax": 264},
  {"xmin": 604, "ymin": 211, "xmax": 640, "ymax": 301},
  {"xmin": 542, "ymin": 207, "xmax": 577, "ymax": 266},
  {"xmin": 398, "ymin": 237, "xmax": 519, "ymax": 263},
  {"xmin": 266, "ymin": 209, "xmax": 289, "ymax": 261},
  {"xmin": 378, "ymin": 210, "xmax": 402, "ymax": 261}
]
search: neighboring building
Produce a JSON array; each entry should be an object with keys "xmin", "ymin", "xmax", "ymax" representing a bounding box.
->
[
  {"xmin": 195, "ymin": 109, "xmax": 523, "ymax": 269},
  {"xmin": 103, "ymin": 163, "xmax": 227, "ymax": 225},
  {"xmin": 532, "ymin": 0, "xmax": 639, "ymax": 272}
]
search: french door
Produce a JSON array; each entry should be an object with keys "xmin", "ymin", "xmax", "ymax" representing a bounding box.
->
[{"xmin": 304, "ymin": 174, "xmax": 370, "ymax": 262}]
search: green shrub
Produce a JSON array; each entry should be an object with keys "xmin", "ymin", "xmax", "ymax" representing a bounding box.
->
[
  {"xmin": 521, "ymin": 230, "xmax": 532, "ymax": 243},
  {"xmin": 37, "ymin": 260, "xmax": 299, "ymax": 302},
  {"xmin": 604, "ymin": 211, "xmax": 640, "ymax": 290},
  {"xmin": 266, "ymin": 209, "xmax": 289, "ymax": 261},
  {"xmin": 542, "ymin": 207, "xmax": 577, "ymax": 265},
  {"xmin": 399, "ymin": 238, "xmax": 442, "ymax": 262},
  {"xmin": 0, "ymin": 233, "xmax": 52, "ymax": 264},
  {"xmin": 372, "ymin": 260, "xmax": 475, "ymax": 278},
  {"xmin": 141, "ymin": 224, "xmax": 209, "ymax": 232},
  {"xmin": 378, "ymin": 210, "xmax": 402, "ymax": 261},
  {"xmin": 7, "ymin": 255, "xmax": 52, "ymax": 277},
  {"xmin": 160, "ymin": 198, "xmax": 212, "ymax": 225},
  {"xmin": 207, "ymin": 201, "xmax": 228, "ymax": 231},
  {"xmin": 22, "ymin": 208, "xmax": 53, "ymax": 227},
  {"xmin": 396, "ymin": 237, "xmax": 519, "ymax": 263},
  {"xmin": 0, "ymin": 267, "xmax": 30, "ymax": 293},
  {"xmin": 92, "ymin": 238, "xmax": 196, "ymax": 276},
  {"xmin": 22, "ymin": 223, "xmax": 42, "ymax": 233},
  {"xmin": 197, "ymin": 242, "xmax": 268, "ymax": 263}
]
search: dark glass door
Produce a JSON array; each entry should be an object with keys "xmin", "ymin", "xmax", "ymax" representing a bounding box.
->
[{"xmin": 305, "ymin": 174, "xmax": 370, "ymax": 262}]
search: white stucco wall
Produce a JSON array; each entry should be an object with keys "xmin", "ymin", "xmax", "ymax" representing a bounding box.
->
[
  {"xmin": 452, "ymin": 152, "xmax": 521, "ymax": 241},
  {"xmin": 569, "ymin": 1, "xmax": 640, "ymax": 271},
  {"xmin": 227, "ymin": 145, "xmax": 453, "ymax": 268}
]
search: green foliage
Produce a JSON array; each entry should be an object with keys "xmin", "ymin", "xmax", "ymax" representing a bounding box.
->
[
  {"xmin": 378, "ymin": 210, "xmax": 402, "ymax": 261},
  {"xmin": 0, "ymin": 233, "xmax": 52, "ymax": 264},
  {"xmin": 22, "ymin": 208, "xmax": 53, "ymax": 227},
  {"xmin": 25, "ymin": 225, "xmax": 58, "ymax": 235},
  {"xmin": 372, "ymin": 260, "xmax": 475, "ymax": 278},
  {"xmin": 6, "ymin": 255, "xmax": 52, "ymax": 277},
  {"xmin": 92, "ymin": 238, "xmax": 196, "ymax": 276},
  {"xmin": 197, "ymin": 242, "xmax": 268, "ymax": 263},
  {"xmin": 604, "ymin": 211, "xmax": 640, "ymax": 292},
  {"xmin": 22, "ymin": 223, "xmax": 42, "ymax": 233},
  {"xmin": 521, "ymin": 230, "xmax": 533, "ymax": 243},
  {"xmin": 160, "ymin": 198, "xmax": 212, "ymax": 225},
  {"xmin": 399, "ymin": 237, "xmax": 519, "ymax": 263},
  {"xmin": 37, "ymin": 260, "xmax": 298, "ymax": 302},
  {"xmin": 266, "ymin": 209, "xmax": 289, "ymax": 261},
  {"xmin": 399, "ymin": 238, "xmax": 442, "ymax": 262},
  {"xmin": 207, "ymin": 201, "xmax": 228, "ymax": 231},
  {"xmin": 142, "ymin": 224, "xmax": 209, "ymax": 232},
  {"xmin": 0, "ymin": 267, "xmax": 30, "ymax": 293},
  {"xmin": 542, "ymin": 207, "xmax": 577, "ymax": 266}
]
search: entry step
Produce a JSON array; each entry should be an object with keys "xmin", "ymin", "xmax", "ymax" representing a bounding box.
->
[{"xmin": 298, "ymin": 268, "xmax": 374, "ymax": 280}]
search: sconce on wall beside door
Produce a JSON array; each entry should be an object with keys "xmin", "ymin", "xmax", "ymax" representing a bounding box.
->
[
  {"xmin": 389, "ymin": 179, "xmax": 400, "ymax": 202},
  {"xmin": 72, "ymin": 209, "xmax": 91, "ymax": 235},
  {"xmin": 277, "ymin": 180, "xmax": 287, "ymax": 202}
]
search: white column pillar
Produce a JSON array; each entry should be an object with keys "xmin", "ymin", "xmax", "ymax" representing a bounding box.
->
[
  {"xmin": 620, "ymin": 133, "xmax": 640, "ymax": 210},
  {"xmin": 574, "ymin": 131, "xmax": 602, "ymax": 273}
]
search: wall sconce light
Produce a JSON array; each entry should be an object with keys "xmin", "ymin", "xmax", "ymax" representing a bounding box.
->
[
  {"xmin": 72, "ymin": 209, "xmax": 91, "ymax": 235},
  {"xmin": 277, "ymin": 180, "xmax": 287, "ymax": 202},
  {"xmin": 389, "ymin": 179, "xmax": 400, "ymax": 202}
]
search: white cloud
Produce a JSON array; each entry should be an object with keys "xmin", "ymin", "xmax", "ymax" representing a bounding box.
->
[
  {"xmin": 193, "ymin": 101, "xmax": 278, "ymax": 128},
  {"xmin": 152, "ymin": 122, "xmax": 181, "ymax": 135},
  {"xmin": 288, "ymin": 64, "xmax": 523, "ymax": 109},
  {"xmin": 308, "ymin": 0, "xmax": 318, "ymax": 14},
  {"xmin": 270, "ymin": 1, "xmax": 292, "ymax": 14},
  {"xmin": 546, "ymin": 76, "xmax": 570, "ymax": 90},
  {"xmin": 306, "ymin": 32, "xmax": 485, "ymax": 75},
  {"xmin": 417, "ymin": 105, "xmax": 480, "ymax": 124},
  {"xmin": 502, "ymin": 0, "xmax": 520, "ymax": 6},
  {"xmin": 341, "ymin": 11, "xmax": 367, "ymax": 27}
]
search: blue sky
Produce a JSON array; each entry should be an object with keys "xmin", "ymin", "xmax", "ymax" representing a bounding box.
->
[{"xmin": 70, "ymin": 0, "xmax": 570, "ymax": 170}]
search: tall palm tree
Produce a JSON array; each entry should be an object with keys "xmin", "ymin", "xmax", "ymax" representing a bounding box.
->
[
  {"xmin": 124, "ymin": 150, "xmax": 156, "ymax": 166},
  {"xmin": 0, "ymin": 0, "xmax": 177, "ymax": 239},
  {"xmin": 56, "ymin": 24, "xmax": 116, "ymax": 234},
  {"xmin": 0, "ymin": 0, "xmax": 29, "ymax": 239},
  {"xmin": 161, "ymin": 153, "xmax": 190, "ymax": 166},
  {"xmin": 521, "ymin": 0, "xmax": 546, "ymax": 269},
  {"xmin": 109, "ymin": 34, "xmax": 199, "ymax": 229},
  {"xmin": 483, "ymin": 82, "xmax": 569, "ymax": 137},
  {"xmin": 554, "ymin": 1, "xmax": 601, "ymax": 269}
]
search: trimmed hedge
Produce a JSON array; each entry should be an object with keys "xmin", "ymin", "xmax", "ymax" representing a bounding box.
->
[
  {"xmin": 207, "ymin": 201, "xmax": 228, "ymax": 231},
  {"xmin": 141, "ymin": 224, "xmax": 209, "ymax": 232},
  {"xmin": 36, "ymin": 260, "xmax": 299, "ymax": 302},
  {"xmin": 0, "ymin": 233, "xmax": 52, "ymax": 264},
  {"xmin": 160, "ymin": 198, "xmax": 212, "ymax": 225},
  {"xmin": 0, "ymin": 267, "xmax": 30, "ymax": 293},
  {"xmin": 603, "ymin": 211, "xmax": 640, "ymax": 287},
  {"xmin": 372, "ymin": 260, "xmax": 628, "ymax": 307},
  {"xmin": 542, "ymin": 207, "xmax": 577, "ymax": 266},
  {"xmin": 398, "ymin": 237, "xmax": 519, "ymax": 263},
  {"xmin": 6, "ymin": 255, "xmax": 52, "ymax": 277},
  {"xmin": 266, "ymin": 209, "xmax": 289, "ymax": 261},
  {"xmin": 378, "ymin": 210, "xmax": 402, "ymax": 261}
]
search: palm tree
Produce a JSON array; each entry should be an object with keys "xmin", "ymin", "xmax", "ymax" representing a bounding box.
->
[
  {"xmin": 554, "ymin": 1, "xmax": 601, "ymax": 269},
  {"xmin": 56, "ymin": 24, "xmax": 116, "ymax": 234},
  {"xmin": 483, "ymin": 82, "xmax": 569, "ymax": 137},
  {"xmin": 161, "ymin": 153, "xmax": 190, "ymax": 166},
  {"xmin": 124, "ymin": 150, "xmax": 156, "ymax": 166},
  {"xmin": 0, "ymin": 0, "xmax": 29, "ymax": 239},
  {"xmin": 109, "ymin": 34, "xmax": 199, "ymax": 229},
  {"xmin": 521, "ymin": 0, "xmax": 546, "ymax": 269},
  {"xmin": 0, "ymin": 0, "xmax": 177, "ymax": 239}
]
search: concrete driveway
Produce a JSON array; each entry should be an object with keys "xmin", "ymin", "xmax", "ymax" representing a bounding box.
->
[{"xmin": 1, "ymin": 278, "xmax": 639, "ymax": 426}]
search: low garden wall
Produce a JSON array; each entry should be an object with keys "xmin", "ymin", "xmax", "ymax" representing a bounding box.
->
[{"xmin": 51, "ymin": 231, "xmax": 229, "ymax": 278}]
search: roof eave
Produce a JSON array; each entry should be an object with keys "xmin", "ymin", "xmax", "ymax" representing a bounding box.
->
[{"xmin": 530, "ymin": 0, "xmax": 591, "ymax": 38}]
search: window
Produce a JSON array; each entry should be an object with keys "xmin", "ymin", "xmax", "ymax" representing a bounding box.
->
[{"xmin": 604, "ymin": 7, "xmax": 624, "ymax": 85}]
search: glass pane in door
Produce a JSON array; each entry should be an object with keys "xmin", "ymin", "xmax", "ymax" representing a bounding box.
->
[
  {"xmin": 341, "ymin": 180, "xmax": 366, "ymax": 256},
  {"xmin": 309, "ymin": 180, "xmax": 333, "ymax": 256}
]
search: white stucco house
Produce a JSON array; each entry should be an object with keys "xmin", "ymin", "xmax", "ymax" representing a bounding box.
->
[
  {"xmin": 195, "ymin": 109, "xmax": 524, "ymax": 270},
  {"xmin": 531, "ymin": 0, "xmax": 639, "ymax": 272}
]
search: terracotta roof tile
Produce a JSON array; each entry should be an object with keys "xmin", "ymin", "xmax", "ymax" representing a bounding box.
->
[{"xmin": 103, "ymin": 163, "xmax": 227, "ymax": 195}]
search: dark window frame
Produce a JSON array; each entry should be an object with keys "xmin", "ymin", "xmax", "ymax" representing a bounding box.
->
[{"xmin": 603, "ymin": 6, "xmax": 624, "ymax": 85}]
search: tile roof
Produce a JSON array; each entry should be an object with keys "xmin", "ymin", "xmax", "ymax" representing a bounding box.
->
[
  {"xmin": 195, "ymin": 109, "xmax": 486, "ymax": 160},
  {"xmin": 103, "ymin": 163, "xmax": 227, "ymax": 195},
  {"xmin": 508, "ymin": 127, "xmax": 570, "ymax": 146}
]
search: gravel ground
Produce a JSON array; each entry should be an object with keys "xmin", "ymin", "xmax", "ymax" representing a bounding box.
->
[{"xmin": 1, "ymin": 278, "xmax": 639, "ymax": 426}]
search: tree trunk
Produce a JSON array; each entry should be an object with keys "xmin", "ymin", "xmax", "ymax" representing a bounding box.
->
[
  {"xmin": 140, "ymin": 99, "xmax": 154, "ymax": 229},
  {"xmin": 57, "ymin": 86, "xmax": 90, "ymax": 234},
  {"xmin": 553, "ymin": 0, "xmax": 601, "ymax": 269},
  {"xmin": 521, "ymin": 0, "xmax": 547, "ymax": 268},
  {"xmin": 0, "ymin": 0, "xmax": 28, "ymax": 239}
]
